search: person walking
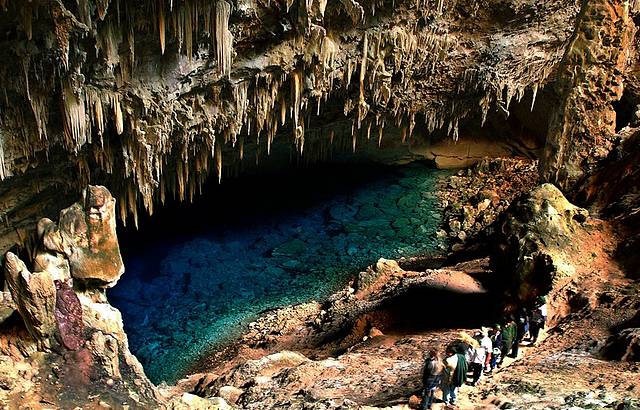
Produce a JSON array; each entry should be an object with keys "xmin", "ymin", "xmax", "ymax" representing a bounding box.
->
[
  {"xmin": 501, "ymin": 317, "xmax": 517, "ymax": 362},
  {"xmin": 489, "ymin": 325, "xmax": 502, "ymax": 370},
  {"xmin": 511, "ymin": 309, "xmax": 529, "ymax": 358},
  {"xmin": 480, "ymin": 328, "xmax": 493, "ymax": 372},
  {"xmin": 420, "ymin": 349, "xmax": 444, "ymax": 410},
  {"xmin": 529, "ymin": 296, "xmax": 548, "ymax": 344},
  {"xmin": 469, "ymin": 332, "xmax": 486, "ymax": 385},
  {"xmin": 442, "ymin": 346, "xmax": 468, "ymax": 406}
]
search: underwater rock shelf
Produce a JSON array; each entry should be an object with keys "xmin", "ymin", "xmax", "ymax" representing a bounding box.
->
[{"xmin": 109, "ymin": 162, "xmax": 446, "ymax": 383}]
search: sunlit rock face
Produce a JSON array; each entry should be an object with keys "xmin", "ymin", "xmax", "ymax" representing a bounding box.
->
[
  {"xmin": 0, "ymin": 0, "xmax": 607, "ymax": 250},
  {"xmin": 491, "ymin": 183, "xmax": 590, "ymax": 304}
]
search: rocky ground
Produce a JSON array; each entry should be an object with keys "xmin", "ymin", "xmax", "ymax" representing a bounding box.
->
[{"xmin": 436, "ymin": 158, "xmax": 538, "ymax": 252}]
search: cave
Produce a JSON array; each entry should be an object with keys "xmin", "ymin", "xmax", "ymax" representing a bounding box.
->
[{"xmin": 1, "ymin": 0, "xmax": 639, "ymax": 408}]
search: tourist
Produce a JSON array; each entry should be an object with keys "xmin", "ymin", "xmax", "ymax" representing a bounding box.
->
[
  {"xmin": 500, "ymin": 316, "xmax": 517, "ymax": 363},
  {"xmin": 489, "ymin": 325, "xmax": 502, "ymax": 370},
  {"xmin": 529, "ymin": 296, "xmax": 548, "ymax": 344},
  {"xmin": 420, "ymin": 349, "xmax": 443, "ymax": 410},
  {"xmin": 442, "ymin": 345, "xmax": 468, "ymax": 406},
  {"xmin": 480, "ymin": 328, "xmax": 493, "ymax": 372},
  {"xmin": 511, "ymin": 308, "xmax": 529, "ymax": 358},
  {"xmin": 469, "ymin": 332, "xmax": 486, "ymax": 385}
]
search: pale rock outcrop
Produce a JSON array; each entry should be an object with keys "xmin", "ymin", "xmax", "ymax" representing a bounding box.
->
[
  {"xmin": 542, "ymin": 0, "xmax": 636, "ymax": 191},
  {"xmin": 58, "ymin": 185, "xmax": 124, "ymax": 287},
  {"xmin": 492, "ymin": 183, "xmax": 590, "ymax": 303},
  {"xmin": 170, "ymin": 393, "xmax": 232, "ymax": 410},
  {"xmin": 4, "ymin": 252, "xmax": 57, "ymax": 349}
]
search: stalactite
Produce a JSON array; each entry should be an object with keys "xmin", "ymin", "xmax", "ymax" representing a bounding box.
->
[
  {"xmin": 215, "ymin": 139, "xmax": 222, "ymax": 183},
  {"xmin": 0, "ymin": 128, "xmax": 6, "ymax": 180},
  {"xmin": 159, "ymin": 0, "xmax": 166, "ymax": 54},
  {"xmin": 61, "ymin": 78, "xmax": 88, "ymax": 151},
  {"xmin": 357, "ymin": 33, "xmax": 369, "ymax": 130},
  {"xmin": 291, "ymin": 70, "xmax": 303, "ymax": 130},
  {"xmin": 23, "ymin": 4, "xmax": 33, "ymax": 40},
  {"xmin": 378, "ymin": 120, "xmax": 384, "ymax": 147},
  {"xmin": 111, "ymin": 94, "xmax": 124, "ymax": 135},
  {"xmin": 530, "ymin": 83, "xmax": 539, "ymax": 112},
  {"xmin": 215, "ymin": 0, "xmax": 233, "ymax": 76}
]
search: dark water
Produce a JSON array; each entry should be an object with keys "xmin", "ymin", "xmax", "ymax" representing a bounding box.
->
[{"xmin": 108, "ymin": 162, "xmax": 447, "ymax": 384}]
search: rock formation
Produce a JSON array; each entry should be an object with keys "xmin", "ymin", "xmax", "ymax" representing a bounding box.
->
[
  {"xmin": 541, "ymin": 0, "xmax": 636, "ymax": 191},
  {"xmin": 0, "ymin": 0, "xmax": 638, "ymax": 408},
  {"xmin": 1, "ymin": 186, "xmax": 159, "ymax": 408},
  {"xmin": 491, "ymin": 183, "xmax": 590, "ymax": 304}
]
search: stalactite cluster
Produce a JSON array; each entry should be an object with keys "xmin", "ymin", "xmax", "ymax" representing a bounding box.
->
[{"xmin": 0, "ymin": 0, "xmax": 584, "ymax": 228}]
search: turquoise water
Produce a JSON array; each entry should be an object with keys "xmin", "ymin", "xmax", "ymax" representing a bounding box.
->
[{"xmin": 109, "ymin": 162, "xmax": 446, "ymax": 384}]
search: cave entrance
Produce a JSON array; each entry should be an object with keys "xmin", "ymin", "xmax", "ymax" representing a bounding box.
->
[
  {"xmin": 108, "ymin": 160, "xmax": 447, "ymax": 384},
  {"xmin": 372, "ymin": 288, "xmax": 498, "ymax": 334}
]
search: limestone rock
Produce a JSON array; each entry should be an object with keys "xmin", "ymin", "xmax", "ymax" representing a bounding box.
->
[
  {"xmin": 541, "ymin": 0, "xmax": 634, "ymax": 190},
  {"xmin": 218, "ymin": 385, "xmax": 243, "ymax": 405},
  {"xmin": 1, "ymin": 186, "xmax": 160, "ymax": 408},
  {"xmin": 355, "ymin": 258, "xmax": 401, "ymax": 292},
  {"xmin": 4, "ymin": 252, "xmax": 56, "ymax": 349},
  {"xmin": 602, "ymin": 328, "xmax": 640, "ymax": 362},
  {"xmin": 59, "ymin": 186, "xmax": 124, "ymax": 287},
  {"xmin": 172, "ymin": 394, "xmax": 232, "ymax": 410},
  {"xmin": 0, "ymin": 291, "xmax": 16, "ymax": 324},
  {"xmin": 492, "ymin": 183, "xmax": 589, "ymax": 303}
]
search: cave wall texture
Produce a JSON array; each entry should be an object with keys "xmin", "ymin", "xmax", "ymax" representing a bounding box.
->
[{"xmin": 0, "ymin": 0, "xmax": 638, "ymax": 256}]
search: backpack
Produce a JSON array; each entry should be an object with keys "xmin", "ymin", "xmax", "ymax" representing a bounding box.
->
[
  {"xmin": 531, "ymin": 308, "xmax": 544, "ymax": 324},
  {"xmin": 452, "ymin": 354, "xmax": 468, "ymax": 387}
]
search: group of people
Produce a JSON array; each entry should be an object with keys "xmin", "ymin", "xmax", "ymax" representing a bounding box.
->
[{"xmin": 419, "ymin": 297, "xmax": 548, "ymax": 409}]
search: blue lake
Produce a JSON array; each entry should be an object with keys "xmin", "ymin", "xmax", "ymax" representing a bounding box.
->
[{"xmin": 109, "ymin": 162, "xmax": 447, "ymax": 384}]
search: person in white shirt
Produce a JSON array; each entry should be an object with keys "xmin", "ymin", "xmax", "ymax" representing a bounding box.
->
[
  {"xmin": 469, "ymin": 332, "xmax": 487, "ymax": 385},
  {"xmin": 480, "ymin": 329, "xmax": 493, "ymax": 372}
]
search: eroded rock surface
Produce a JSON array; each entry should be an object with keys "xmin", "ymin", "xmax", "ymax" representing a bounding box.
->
[
  {"xmin": 492, "ymin": 183, "xmax": 590, "ymax": 303},
  {"xmin": 0, "ymin": 186, "xmax": 159, "ymax": 408}
]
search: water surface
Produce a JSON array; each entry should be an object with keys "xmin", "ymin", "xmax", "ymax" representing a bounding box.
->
[{"xmin": 109, "ymin": 162, "xmax": 446, "ymax": 383}]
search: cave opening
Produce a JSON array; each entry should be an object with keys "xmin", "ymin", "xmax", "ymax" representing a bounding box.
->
[
  {"xmin": 373, "ymin": 288, "xmax": 499, "ymax": 334},
  {"xmin": 108, "ymin": 159, "xmax": 448, "ymax": 384}
]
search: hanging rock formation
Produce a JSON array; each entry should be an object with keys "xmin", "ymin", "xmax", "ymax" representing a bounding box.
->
[{"xmin": 0, "ymin": 0, "xmax": 610, "ymax": 254}]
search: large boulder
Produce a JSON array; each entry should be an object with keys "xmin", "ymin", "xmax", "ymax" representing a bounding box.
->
[
  {"xmin": 4, "ymin": 252, "xmax": 57, "ymax": 349},
  {"xmin": 57, "ymin": 186, "xmax": 124, "ymax": 287},
  {"xmin": 492, "ymin": 183, "xmax": 589, "ymax": 303}
]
